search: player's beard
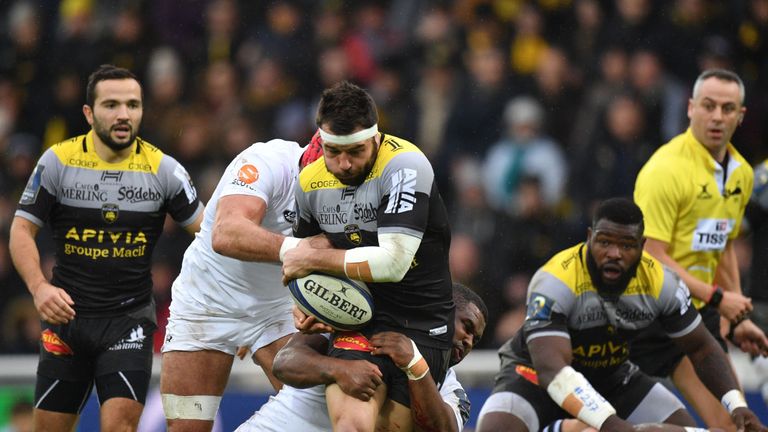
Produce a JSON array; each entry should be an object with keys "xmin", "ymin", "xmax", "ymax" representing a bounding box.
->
[
  {"xmin": 336, "ymin": 141, "xmax": 379, "ymax": 186},
  {"xmin": 94, "ymin": 120, "xmax": 137, "ymax": 152},
  {"xmin": 585, "ymin": 247, "xmax": 639, "ymax": 300}
]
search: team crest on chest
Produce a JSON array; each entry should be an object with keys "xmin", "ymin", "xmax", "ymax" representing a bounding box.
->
[
  {"xmin": 344, "ymin": 224, "xmax": 362, "ymax": 245},
  {"xmin": 101, "ymin": 203, "xmax": 120, "ymax": 223}
]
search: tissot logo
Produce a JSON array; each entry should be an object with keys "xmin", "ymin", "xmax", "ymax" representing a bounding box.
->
[
  {"xmin": 118, "ymin": 186, "xmax": 161, "ymax": 202},
  {"xmin": 101, "ymin": 171, "xmax": 123, "ymax": 182}
]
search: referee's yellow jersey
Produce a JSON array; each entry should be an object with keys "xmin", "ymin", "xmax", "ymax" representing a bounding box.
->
[{"xmin": 634, "ymin": 128, "xmax": 753, "ymax": 308}]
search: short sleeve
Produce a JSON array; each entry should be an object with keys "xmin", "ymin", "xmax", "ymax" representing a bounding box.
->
[
  {"xmin": 634, "ymin": 163, "xmax": 682, "ymax": 243},
  {"xmin": 15, "ymin": 149, "xmax": 61, "ymax": 226},
  {"xmin": 159, "ymin": 156, "xmax": 203, "ymax": 227}
]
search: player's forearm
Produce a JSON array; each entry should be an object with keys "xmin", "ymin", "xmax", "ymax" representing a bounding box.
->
[
  {"xmin": 714, "ymin": 243, "xmax": 741, "ymax": 294},
  {"xmin": 408, "ymin": 378, "xmax": 459, "ymax": 432},
  {"xmin": 272, "ymin": 342, "xmax": 342, "ymax": 387},
  {"xmin": 681, "ymin": 327, "xmax": 742, "ymax": 399},
  {"xmin": 343, "ymin": 233, "xmax": 420, "ymax": 282},
  {"xmin": 646, "ymin": 245, "xmax": 713, "ymax": 301},
  {"xmin": 211, "ymin": 217, "xmax": 284, "ymax": 262},
  {"xmin": 9, "ymin": 219, "xmax": 46, "ymax": 295}
]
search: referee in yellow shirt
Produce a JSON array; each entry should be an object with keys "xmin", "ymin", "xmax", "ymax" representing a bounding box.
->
[{"xmin": 632, "ymin": 69, "xmax": 768, "ymax": 431}]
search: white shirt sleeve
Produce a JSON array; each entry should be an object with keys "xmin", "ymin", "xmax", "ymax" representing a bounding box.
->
[{"xmin": 438, "ymin": 368, "xmax": 470, "ymax": 431}]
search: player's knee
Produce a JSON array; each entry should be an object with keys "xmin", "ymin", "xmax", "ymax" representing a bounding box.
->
[{"xmin": 161, "ymin": 393, "xmax": 221, "ymax": 421}]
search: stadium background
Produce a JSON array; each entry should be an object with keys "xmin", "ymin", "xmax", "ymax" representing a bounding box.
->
[{"xmin": 1, "ymin": 0, "xmax": 768, "ymax": 429}]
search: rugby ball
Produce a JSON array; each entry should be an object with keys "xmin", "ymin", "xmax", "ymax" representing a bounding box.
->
[{"xmin": 287, "ymin": 273, "xmax": 374, "ymax": 331}]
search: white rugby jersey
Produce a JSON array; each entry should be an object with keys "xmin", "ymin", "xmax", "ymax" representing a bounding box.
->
[
  {"xmin": 175, "ymin": 139, "xmax": 304, "ymax": 314},
  {"xmin": 236, "ymin": 368, "xmax": 469, "ymax": 432}
]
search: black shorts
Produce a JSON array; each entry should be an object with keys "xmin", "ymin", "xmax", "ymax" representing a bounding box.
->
[
  {"xmin": 492, "ymin": 361, "xmax": 660, "ymax": 425},
  {"xmin": 327, "ymin": 331, "xmax": 450, "ymax": 407},
  {"xmin": 37, "ymin": 301, "xmax": 157, "ymax": 384},
  {"xmin": 630, "ymin": 305, "xmax": 726, "ymax": 377}
]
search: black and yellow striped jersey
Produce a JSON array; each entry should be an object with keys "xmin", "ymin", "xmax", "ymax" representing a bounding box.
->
[
  {"xmin": 294, "ymin": 133, "xmax": 453, "ymax": 349},
  {"xmin": 500, "ymin": 243, "xmax": 701, "ymax": 380},
  {"xmin": 16, "ymin": 132, "xmax": 203, "ymax": 316}
]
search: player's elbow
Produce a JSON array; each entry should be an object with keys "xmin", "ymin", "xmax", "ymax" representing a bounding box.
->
[
  {"xmin": 378, "ymin": 259, "xmax": 410, "ymax": 282},
  {"xmin": 211, "ymin": 226, "xmax": 235, "ymax": 256}
]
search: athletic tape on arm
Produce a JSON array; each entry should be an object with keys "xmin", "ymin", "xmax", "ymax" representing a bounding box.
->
[
  {"xmin": 162, "ymin": 394, "xmax": 221, "ymax": 421},
  {"xmin": 546, "ymin": 366, "xmax": 616, "ymax": 430},
  {"xmin": 344, "ymin": 232, "xmax": 420, "ymax": 282}
]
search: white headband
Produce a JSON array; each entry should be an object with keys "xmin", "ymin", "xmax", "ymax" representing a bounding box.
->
[{"xmin": 319, "ymin": 124, "xmax": 378, "ymax": 145}]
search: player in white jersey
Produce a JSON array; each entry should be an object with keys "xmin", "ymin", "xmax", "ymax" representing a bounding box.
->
[
  {"xmin": 160, "ymin": 135, "xmax": 325, "ymax": 431},
  {"xmin": 237, "ymin": 283, "xmax": 487, "ymax": 432}
]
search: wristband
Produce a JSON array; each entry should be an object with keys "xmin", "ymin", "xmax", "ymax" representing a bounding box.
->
[
  {"xmin": 402, "ymin": 340, "xmax": 430, "ymax": 381},
  {"xmin": 707, "ymin": 285, "xmax": 724, "ymax": 308},
  {"xmin": 721, "ymin": 389, "xmax": 747, "ymax": 414},
  {"xmin": 547, "ymin": 366, "xmax": 616, "ymax": 430},
  {"xmin": 279, "ymin": 237, "xmax": 301, "ymax": 262}
]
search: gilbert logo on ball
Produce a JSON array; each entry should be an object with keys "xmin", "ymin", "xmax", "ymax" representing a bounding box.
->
[{"xmin": 288, "ymin": 273, "xmax": 374, "ymax": 331}]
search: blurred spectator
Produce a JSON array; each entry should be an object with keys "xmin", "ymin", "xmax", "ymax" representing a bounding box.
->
[
  {"xmin": 526, "ymin": 45, "xmax": 582, "ymax": 148},
  {"xmin": 627, "ymin": 48, "xmax": 688, "ymax": 143},
  {"xmin": 41, "ymin": 69, "xmax": 86, "ymax": 149},
  {"xmin": 2, "ymin": 134, "xmax": 40, "ymax": 201},
  {"xmin": 745, "ymin": 159, "xmax": 768, "ymax": 333},
  {"xmin": 243, "ymin": 57, "xmax": 301, "ymax": 139},
  {"xmin": 411, "ymin": 60, "xmax": 459, "ymax": 162},
  {"xmin": 1, "ymin": 296, "xmax": 39, "ymax": 354},
  {"xmin": 96, "ymin": 3, "xmax": 150, "ymax": 80},
  {"xmin": 570, "ymin": 45, "xmax": 630, "ymax": 155},
  {"xmin": 368, "ymin": 58, "xmax": 414, "ymax": 138},
  {"xmin": 0, "ymin": 399, "xmax": 33, "ymax": 432},
  {"xmin": 602, "ymin": 0, "xmax": 664, "ymax": 53},
  {"xmin": 571, "ymin": 92, "xmax": 654, "ymax": 211},
  {"xmin": 482, "ymin": 96, "xmax": 567, "ymax": 216},
  {"xmin": 558, "ymin": 0, "xmax": 606, "ymax": 81},
  {"xmin": 439, "ymin": 44, "xmax": 515, "ymax": 205}
]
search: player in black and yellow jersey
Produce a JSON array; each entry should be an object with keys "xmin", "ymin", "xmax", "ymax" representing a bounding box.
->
[
  {"xmin": 9, "ymin": 65, "xmax": 203, "ymax": 432},
  {"xmin": 632, "ymin": 69, "xmax": 768, "ymax": 431},
  {"xmin": 475, "ymin": 198, "xmax": 765, "ymax": 432},
  {"xmin": 281, "ymin": 81, "xmax": 453, "ymax": 432}
]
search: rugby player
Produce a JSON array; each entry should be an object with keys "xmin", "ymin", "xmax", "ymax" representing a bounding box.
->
[
  {"xmin": 9, "ymin": 65, "xmax": 204, "ymax": 432},
  {"xmin": 236, "ymin": 283, "xmax": 486, "ymax": 432},
  {"xmin": 475, "ymin": 198, "xmax": 765, "ymax": 432},
  {"xmin": 281, "ymin": 81, "xmax": 454, "ymax": 431},
  {"xmin": 632, "ymin": 68, "xmax": 768, "ymax": 430}
]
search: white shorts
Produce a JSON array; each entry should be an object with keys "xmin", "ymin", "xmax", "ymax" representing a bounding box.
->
[{"xmin": 162, "ymin": 294, "xmax": 296, "ymax": 356}]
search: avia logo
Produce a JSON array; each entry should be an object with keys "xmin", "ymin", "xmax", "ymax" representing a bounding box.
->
[
  {"xmin": 384, "ymin": 168, "xmax": 417, "ymax": 214},
  {"xmin": 41, "ymin": 329, "xmax": 73, "ymax": 356}
]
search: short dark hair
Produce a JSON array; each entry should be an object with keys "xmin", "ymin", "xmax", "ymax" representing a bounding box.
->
[
  {"xmin": 453, "ymin": 282, "xmax": 489, "ymax": 325},
  {"xmin": 693, "ymin": 69, "xmax": 745, "ymax": 104},
  {"xmin": 315, "ymin": 81, "xmax": 378, "ymax": 135},
  {"xmin": 592, "ymin": 198, "xmax": 644, "ymax": 231},
  {"xmin": 86, "ymin": 64, "xmax": 140, "ymax": 107}
]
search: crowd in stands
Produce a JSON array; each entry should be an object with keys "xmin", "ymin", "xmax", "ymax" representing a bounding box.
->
[{"xmin": 1, "ymin": 0, "xmax": 768, "ymax": 352}]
